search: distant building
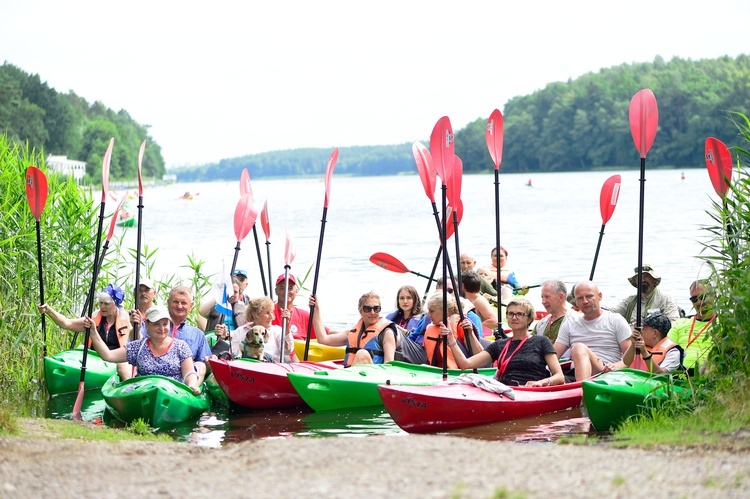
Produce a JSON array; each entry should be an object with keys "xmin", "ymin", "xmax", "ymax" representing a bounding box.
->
[
  {"xmin": 47, "ymin": 155, "xmax": 86, "ymax": 184},
  {"xmin": 162, "ymin": 174, "xmax": 176, "ymax": 183}
]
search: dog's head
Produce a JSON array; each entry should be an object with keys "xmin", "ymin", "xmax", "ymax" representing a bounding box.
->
[{"xmin": 244, "ymin": 325, "xmax": 267, "ymax": 347}]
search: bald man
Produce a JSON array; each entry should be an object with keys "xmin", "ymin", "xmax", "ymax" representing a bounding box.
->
[{"xmin": 459, "ymin": 252, "xmax": 497, "ymax": 298}]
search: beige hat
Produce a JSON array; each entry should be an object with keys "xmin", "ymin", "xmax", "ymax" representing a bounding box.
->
[
  {"xmin": 145, "ymin": 305, "xmax": 170, "ymax": 322},
  {"xmin": 628, "ymin": 264, "xmax": 661, "ymax": 288}
]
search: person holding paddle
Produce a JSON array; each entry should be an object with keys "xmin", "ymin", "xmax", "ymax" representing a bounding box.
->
[
  {"xmin": 38, "ymin": 283, "xmax": 133, "ymax": 381},
  {"xmin": 610, "ymin": 265, "xmax": 680, "ymax": 324},
  {"xmin": 271, "ymin": 274, "xmax": 313, "ymax": 340},
  {"xmin": 128, "ymin": 278, "xmax": 157, "ymax": 338}
]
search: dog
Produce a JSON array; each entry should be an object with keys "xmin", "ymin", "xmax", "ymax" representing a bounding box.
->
[{"xmin": 241, "ymin": 325, "xmax": 269, "ymax": 360}]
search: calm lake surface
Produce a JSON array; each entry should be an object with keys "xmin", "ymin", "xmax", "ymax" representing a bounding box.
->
[{"xmin": 47, "ymin": 168, "xmax": 718, "ymax": 443}]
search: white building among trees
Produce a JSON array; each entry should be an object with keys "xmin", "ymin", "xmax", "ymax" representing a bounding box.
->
[{"xmin": 47, "ymin": 155, "xmax": 86, "ymax": 184}]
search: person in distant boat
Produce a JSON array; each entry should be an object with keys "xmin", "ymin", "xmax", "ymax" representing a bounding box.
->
[
  {"xmin": 443, "ymin": 298, "xmax": 565, "ymax": 387},
  {"xmin": 554, "ymin": 281, "xmax": 631, "ymax": 381},
  {"xmin": 668, "ymin": 280, "xmax": 716, "ymax": 376},
  {"xmin": 622, "ymin": 312, "xmax": 683, "ymax": 374},
  {"xmin": 409, "ymin": 278, "xmax": 484, "ymax": 346},
  {"xmin": 128, "ymin": 278, "xmax": 157, "ymax": 338},
  {"xmin": 461, "ymin": 270, "xmax": 499, "ymax": 333},
  {"xmin": 534, "ymin": 280, "xmax": 577, "ymax": 344},
  {"xmin": 199, "ymin": 277, "xmax": 247, "ymax": 332},
  {"xmin": 166, "ymin": 286, "xmax": 212, "ymax": 384},
  {"xmin": 386, "ymin": 285, "xmax": 423, "ymax": 332},
  {"xmin": 233, "ymin": 269, "xmax": 251, "ymax": 304},
  {"xmin": 610, "ymin": 264, "xmax": 680, "ymax": 324},
  {"xmin": 272, "ymin": 273, "xmax": 314, "ymax": 340},
  {"xmin": 85, "ymin": 305, "xmax": 201, "ymax": 394},
  {"xmin": 459, "ymin": 252, "xmax": 497, "ymax": 299},
  {"xmin": 310, "ymin": 291, "xmax": 399, "ymax": 367},
  {"xmin": 38, "ymin": 283, "xmax": 133, "ymax": 381},
  {"xmin": 225, "ymin": 296, "xmax": 296, "ymax": 362}
]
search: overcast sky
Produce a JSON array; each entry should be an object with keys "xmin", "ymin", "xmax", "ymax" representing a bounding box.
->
[{"xmin": 2, "ymin": 0, "xmax": 749, "ymax": 167}]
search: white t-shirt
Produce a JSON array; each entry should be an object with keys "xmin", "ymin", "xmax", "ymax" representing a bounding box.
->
[{"xmin": 556, "ymin": 310, "xmax": 631, "ymax": 364}]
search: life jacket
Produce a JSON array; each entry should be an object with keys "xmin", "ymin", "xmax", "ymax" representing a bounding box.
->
[
  {"xmin": 88, "ymin": 308, "xmax": 131, "ymax": 349},
  {"xmin": 631, "ymin": 337, "xmax": 683, "ymax": 372},
  {"xmin": 423, "ymin": 314, "xmax": 466, "ymax": 369},
  {"xmin": 345, "ymin": 317, "xmax": 396, "ymax": 367}
]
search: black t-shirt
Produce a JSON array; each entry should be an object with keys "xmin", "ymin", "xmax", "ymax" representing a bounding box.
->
[{"xmin": 485, "ymin": 334, "xmax": 556, "ymax": 386}]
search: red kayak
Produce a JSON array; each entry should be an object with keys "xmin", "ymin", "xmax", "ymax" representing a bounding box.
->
[
  {"xmin": 209, "ymin": 359, "xmax": 339, "ymax": 409},
  {"xmin": 378, "ymin": 381, "xmax": 583, "ymax": 433}
]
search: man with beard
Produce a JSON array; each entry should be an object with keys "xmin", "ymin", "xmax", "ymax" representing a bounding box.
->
[{"xmin": 611, "ymin": 265, "xmax": 680, "ymax": 324}]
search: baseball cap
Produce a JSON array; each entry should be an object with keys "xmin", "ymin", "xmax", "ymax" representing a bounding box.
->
[
  {"xmin": 233, "ymin": 269, "xmax": 248, "ymax": 278},
  {"xmin": 275, "ymin": 274, "xmax": 297, "ymax": 286},
  {"xmin": 145, "ymin": 305, "xmax": 170, "ymax": 323},
  {"xmin": 139, "ymin": 278, "xmax": 155, "ymax": 290}
]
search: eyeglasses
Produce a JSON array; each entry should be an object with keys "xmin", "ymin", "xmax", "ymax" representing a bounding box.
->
[
  {"xmin": 362, "ymin": 305, "xmax": 381, "ymax": 313},
  {"xmin": 507, "ymin": 312, "xmax": 527, "ymax": 319}
]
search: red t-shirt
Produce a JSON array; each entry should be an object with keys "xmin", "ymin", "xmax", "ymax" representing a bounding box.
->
[{"xmin": 273, "ymin": 304, "xmax": 314, "ymax": 340}]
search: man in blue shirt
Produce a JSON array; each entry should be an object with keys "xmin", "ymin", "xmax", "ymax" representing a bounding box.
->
[{"xmin": 167, "ymin": 285, "xmax": 212, "ymax": 383}]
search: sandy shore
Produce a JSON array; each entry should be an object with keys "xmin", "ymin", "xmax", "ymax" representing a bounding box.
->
[{"xmin": 2, "ymin": 419, "xmax": 750, "ymax": 498}]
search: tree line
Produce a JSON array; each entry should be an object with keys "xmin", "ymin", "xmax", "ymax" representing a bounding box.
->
[{"xmin": 0, "ymin": 63, "xmax": 165, "ymax": 181}]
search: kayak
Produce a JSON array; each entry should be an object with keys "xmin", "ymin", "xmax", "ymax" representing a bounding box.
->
[
  {"xmin": 116, "ymin": 217, "xmax": 136, "ymax": 227},
  {"xmin": 44, "ymin": 347, "xmax": 117, "ymax": 395},
  {"xmin": 287, "ymin": 361, "xmax": 497, "ymax": 412},
  {"xmin": 205, "ymin": 373, "xmax": 229, "ymax": 406},
  {"xmin": 101, "ymin": 374, "xmax": 210, "ymax": 427},
  {"xmin": 209, "ymin": 358, "xmax": 340, "ymax": 409},
  {"xmin": 582, "ymin": 368, "xmax": 692, "ymax": 431},
  {"xmin": 293, "ymin": 339, "xmax": 345, "ymax": 362},
  {"xmin": 378, "ymin": 381, "xmax": 583, "ymax": 433}
]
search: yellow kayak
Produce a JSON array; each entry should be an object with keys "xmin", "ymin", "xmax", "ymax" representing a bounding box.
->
[{"xmin": 294, "ymin": 339, "xmax": 345, "ymax": 362}]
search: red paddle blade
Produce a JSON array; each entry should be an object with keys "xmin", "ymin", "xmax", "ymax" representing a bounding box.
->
[
  {"xmin": 369, "ymin": 252, "xmax": 409, "ymax": 273},
  {"xmin": 284, "ymin": 228, "xmax": 296, "ymax": 266},
  {"xmin": 233, "ymin": 193, "xmax": 258, "ymax": 242},
  {"xmin": 324, "ymin": 147, "xmax": 338, "ymax": 208},
  {"xmin": 101, "ymin": 137, "xmax": 114, "ymax": 202},
  {"xmin": 447, "ymin": 155, "xmax": 463, "ymax": 210},
  {"xmin": 599, "ymin": 174, "xmax": 621, "ymax": 224},
  {"xmin": 240, "ymin": 168, "xmax": 252, "ymax": 196},
  {"xmin": 25, "ymin": 166, "xmax": 48, "ymax": 221},
  {"xmin": 485, "ymin": 109, "xmax": 504, "ymax": 169},
  {"xmin": 260, "ymin": 199, "xmax": 271, "ymax": 240},
  {"xmin": 106, "ymin": 196, "xmax": 127, "ymax": 240},
  {"xmin": 705, "ymin": 137, "xmax": 733, "ymax": 198},
  {"xmin": 629, "ymin": 89, "xmax": 659, "ymax": 159},
  {"xmin": 430, "ymin": 116, "xmax": 455, "ymax": 185},
  {"xmin": 412, "ymin": 142, "xmax": 436, "ymax": 203},
  {"xmin": 137, "ymin": 140, "xmax": 146, "ymax": 196},
  {"xmin": 444, "ymin": 201, "xmax": 464, "ymax": 241}
]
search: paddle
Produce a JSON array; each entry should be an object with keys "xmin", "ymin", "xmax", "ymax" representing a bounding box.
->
[
  {"xmin": 705, "ymin": 137, "xmax": 735, "ymax": 263},
  {"xmin": 25, "ymin": 166, "xmax": 49, "ymax": 355},
  {"xmin": 628, "ymin": 89, "xmax": 659, "ymax": 334},
  {"xmin": 231, "ymin": 193, "xmax": 259, "ymax": 276},
  {"xmin": 74, "ymin": 137, "xmax": 114, "ymax": 420},
  {"xmin": 304, "ymin": 147, "xmax": 338, "ymax": 360},
  {"xmin": 369, "ymin": 252, "xmax": 438, "ymax": 281},
  {"xmin": 279, "ymin": 229, "xmax": 297, "ymax": 363},
  {"xmin": 447, "ymin": 155, "xmax": 464, "ymax": 294},
  {"xmin": 486, "ymin": 109, "xmax": 504, "ymax": 327},
  {"xmin": 260, "ymin": 199, "xmax": 273, "ymax": 299},
  {"xmin": 132, "ymin": 140, "xmax": 146, "ymax": 340},
  {"xmin": 412, "ymin": 141, "xmax": 438, "ymax": 300},
  {"xmin": 589, "ymin": 174, "xmax": 622, "ymax": 280},
  {"xmin": 239, "ymin": 169, "xmax": 267, "ymax": 296}
]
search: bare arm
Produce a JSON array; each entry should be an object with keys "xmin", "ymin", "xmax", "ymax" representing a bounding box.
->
[
  {"xmin": 553, "ymin": 341, "xmax": 568, "ymax": 358},
  {"xmin": 84, "ymin": 316, "xmax": 128, "ymax": 363},
  {"xmin": 526, "ymin": 353, "xmax": 566, "ymax": 387},
  {"xmin": 460, "ymin": 318, "xmax": 485, "ymax": 356},
  {"xmin": 180, "ymin": 357, "xmax": 201, "ymax": 395},
  {"xmin": 198, "ymin": 297, "xmax": 216, "ymax": 319},
  {"xmin": 38, "ymin": 304, "xmax": 85, "ymax": 332},
  {"xmin": 473, "ymin": 297, "xmax": 499, "ymax": 330},
  {"xmin": 444, "ymin": 324, "xmax": 492, "ymax": 369}
]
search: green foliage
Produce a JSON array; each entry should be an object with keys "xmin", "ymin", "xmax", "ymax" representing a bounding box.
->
[
  {"xmin": 0, "ymin": 63, "xmax": 165, "ymax": 182},
  {"xmin": 0, "ymin": 406, "xmax": 21, "ymax": 435},
  {"xmin": 125, "ymin": 418, "xmax": 152, "ymax": 435}
]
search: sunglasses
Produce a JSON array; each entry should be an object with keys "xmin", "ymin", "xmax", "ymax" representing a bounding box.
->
[
  {"xmin": 689, "ymin": 294, "xmax": 706, "ymax": 304},
  {"xmin": 507, "ymin": 312, "xmax": 527, "ymax": 319},
  {"xmin": 362, "ymin": 305, "xmax": 382, "ymax": 313}
]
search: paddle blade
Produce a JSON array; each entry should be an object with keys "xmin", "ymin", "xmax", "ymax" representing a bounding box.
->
[
  {"xmin": 629, "ymin": 89, "xmax": 659, "ymax": 159},
  {"xmin": 485, "ymin": 109, "xmax": 504, "ymax": 169},
  {"xmin": 25, "ymin": 166, "xmax": 48, "ymax": 221},
  {"xmin": 447, "ymin": 155, "xmax": 463, "ymax": 211},
  {"xmin": 324, "ymin": 147, "xmax": 338, "ymax": 208},
  {"xmin": 430, "ymin": 116, "xmax": 455, "ymax": 184},
  {"xmin": 106, "ymin": 196, "xmax": 127, "ymax": 241},
  {"xmin": 444, "ymin": 202, "xmax": 464, "ymax": 241},
  {"xmin": 599, "ymin": 174, "xmax": 621, "ymax": 224},
  {"xmin": 240, "ymin": 168, "xmax": 252, "ymax": 196},
  {"xmin": 137, "ymin": 140, "xmax": 146, "ymax": 196},
  {"xmin": 412, "ymin": 142, "xmax": 436, "ymax": 203},
  {"xmin": 101, "ymin": 137, "xmax": 114, "ymax": 202},
  {"xmin": 369, "ymin": 252, "xmax": 409, "ymax": 274},
  {"xmin": 233, "ymin": 193, "xmax": 258, "ymax": 242},
  {"xmin": 260, "ymin": 199, "xmax": 271, "ymax": 241},
  {"xmin": 705, "ymin": 137, "xmax": 733, "ymax": 198},
  {"xmin": 284, "ymin": 228, "xmax": 296, "ymax": 266}
]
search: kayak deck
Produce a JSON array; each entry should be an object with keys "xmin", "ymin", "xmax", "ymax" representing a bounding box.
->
[{"xmin": 44, "ymin": 347, "xmax": 117, "ymax": 395}]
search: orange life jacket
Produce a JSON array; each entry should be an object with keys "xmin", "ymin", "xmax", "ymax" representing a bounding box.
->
[
  {"xmin": 87, "ymin": 308, "xmax": 131, "ymax": 349},
  {"xmin": 345, "ymin": 317, "xmax": 394, "ymax": 367},
  {"xmin": 631, "ymin": 336, "xmax": 680, "ymax": 372},
  {"xmin": 423, "ymin": 314, "xmax": 466, "ymax": 369}
]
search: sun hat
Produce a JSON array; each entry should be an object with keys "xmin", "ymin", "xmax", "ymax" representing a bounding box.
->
[
  {"xmin": 145, "ymin": 305, "xmax": 170, "ymax": 323},
  {"xmin": 275, "ymin": 274, "xmax": 297, "ymax": 286},
  {"xmin": 566, "ymin": 284, "xmax": 577, "ymax": 306},
  {"xmin": 643, "ymin": 312, "xmax": 671, "ymax": 336},
  {"xmin": 628, "ymin": 264, "xmax": 661, "ymax": 288}
]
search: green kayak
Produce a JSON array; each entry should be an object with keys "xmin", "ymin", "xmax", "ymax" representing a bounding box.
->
[
  {"xmin": 102, "ymin": 374, "xmax": 210, "ymax": 427},
  {"xmin": 44, "ymin": 347, "xmax": 118, "ymax": 395},
  {"xmin": 286, "ymin": 361, "xmax": 497, "ymax": 412},
  {"xmin": 582, "ymin": 368, "xmax": 692, "ymax": 431}
]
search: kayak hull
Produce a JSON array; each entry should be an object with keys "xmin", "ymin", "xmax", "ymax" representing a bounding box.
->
[
  {"xmin": 293, "ymin": 339, "xmax": 345, "ymax": 362},
  {"xmin": 44, "ymin": 347, "xmax": 118, "ymax": 395},
  {"xmin": 378, "ymin": 381, "xmax": 583, "ymax": 433},
  {"xmin": 116, "ymin": 217, "xmax": 136, "ymax": 227},
  {"xmin": 101, "ymin": 374, "xmax": 210, "ymax": 427},
  {"xmin": 288, "ymin": 361, "xmax": 496, "ymax": 412},
  {"xmin": 209, "ymin": 359, "xmax": 339, "ymax": 409},
  {"xmin": 582, "ymin": 368, "xmax": 691, "ymax": 431}
]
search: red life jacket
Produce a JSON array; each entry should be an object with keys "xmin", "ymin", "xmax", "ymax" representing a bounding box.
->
[
  {"xmin": 423, "ymin": 314, "xmax": 466, "ymax": 369},
  {"xmin": 631, "ymin": 337, "xmax": 680, "ymax": 372},
  {"xmin": 87, "ymin": 308, "xmax": 131, "ymax": 349}
]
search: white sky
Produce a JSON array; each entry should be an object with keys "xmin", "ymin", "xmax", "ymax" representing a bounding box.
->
[{"xmin": 2, "ymin": 0, "xmax": 749, "ymax": 167}]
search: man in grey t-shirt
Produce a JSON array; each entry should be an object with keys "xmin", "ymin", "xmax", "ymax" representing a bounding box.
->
[{"xmin": 554, "ymin": 280, "xmax": 631, "ymax": 381}]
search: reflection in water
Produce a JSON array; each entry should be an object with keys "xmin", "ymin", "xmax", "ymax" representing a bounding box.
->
[{"xmin": 45, "ymin": 392, "xmax": 595, "ymax": 445}]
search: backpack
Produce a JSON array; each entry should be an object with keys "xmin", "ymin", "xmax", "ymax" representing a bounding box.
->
[{"xmin": 393, "ymin": 325, "xmax": 428, "ymax": 365}]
